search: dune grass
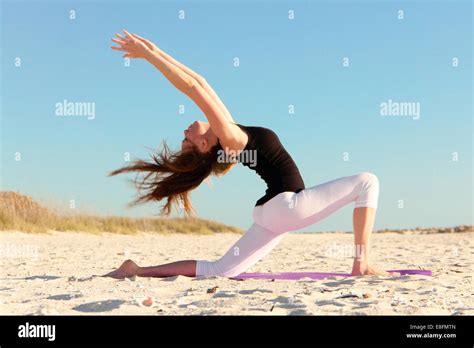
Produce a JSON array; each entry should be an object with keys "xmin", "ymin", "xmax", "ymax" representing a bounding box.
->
[{"xmin": 0, "ymin": 191, "xmax": 243, "ymax": 235}]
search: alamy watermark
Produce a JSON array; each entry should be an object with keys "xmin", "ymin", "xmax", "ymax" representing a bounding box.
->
[
  {"xmin": 0, "ymin": 243, "xmax": 40, "ymax": 261},
  {"xmin": 217, "ymin": 149, "xmax": 257, "ymax": 168},
  {"xmin": 380, "ymin": 99, "xmax": 421, "ymax": 120},
  {"xmin": 55, "ymin": 99, "xmax": 96, "ymax": 120},
  {"xmin": 325, "ymin": 243, "xmax": 366, "ymax": 259},
  {"xmin": 18, "ymin": 322, "xmax": 55, "ymax": 341}
]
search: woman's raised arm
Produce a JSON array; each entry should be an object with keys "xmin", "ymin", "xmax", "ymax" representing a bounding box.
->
[
  {"xmin": 111, "ymin": 30, "xmax": 242, "ymax": 148},
  {"xmin": 130, "ymin": 33, "xmax": 235, "ymax": 124}
]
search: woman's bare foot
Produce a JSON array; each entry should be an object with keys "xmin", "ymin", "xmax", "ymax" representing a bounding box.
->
[
  {"xmin": 351, "ymin": 260, "xmax": 400, "ymax": 277},
  {"xmin": 103, "ymin": 259, "xmax": 139, "ymax": 279}
]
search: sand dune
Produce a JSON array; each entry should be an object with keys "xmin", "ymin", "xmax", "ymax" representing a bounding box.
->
[{"xmin": 1, "ymin": 231, "xmax": 472, "ymax": 315}]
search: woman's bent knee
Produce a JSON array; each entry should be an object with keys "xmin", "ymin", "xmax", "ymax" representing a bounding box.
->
[
  {"xmin": 358, "ymin": 172, "xmax": 379, "ymax": 187},
  {"xmin": 354, "ymin": 172, "xmax": 379, "ymax": 209}
]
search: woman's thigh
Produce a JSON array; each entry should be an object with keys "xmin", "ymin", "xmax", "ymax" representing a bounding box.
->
[{"xmin": 256, "ymin": 172, "xmax": 378, "ymax": 233}]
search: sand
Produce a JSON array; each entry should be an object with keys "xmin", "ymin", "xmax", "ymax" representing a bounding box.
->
[{"xmin": 0, "ymin": 231, "xmax": 472, "ymax": 315}]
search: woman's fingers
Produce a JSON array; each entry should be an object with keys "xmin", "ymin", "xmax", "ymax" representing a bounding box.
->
[
  {"xmin": 131, "ymin": 33, "xmax": 146, "ymax": 41},
  {"xmin": 131, "ymin": 34, "xmax": 154, "ymax": 50},
  {"xmin": 111, "ymin": 38, "xmax": 127, "ymax": 45},
  {"xmin": 122, "ymin": 29, "xmax": 134, "ymax": 40},
  {"xmin": 115, "ymin": 33, "xmax": 127, "ymax": 40},
  {"xmin": 131, "ymin": 34, "xmax": 147, "ymax": 43},
  {"xmin": 131, "ymin": 33, "xmax": 151, "ymax": 45},
  {"xmin": 123, "ymin": 53, "xmax": 139, "ymax": 59},
  {"xmin": 111, "ymin": 46, "xmax": 128, "ymax": 52},
  {"xmin": 111, "ymin": 30, "xmax": 148, "ymax": 58}
]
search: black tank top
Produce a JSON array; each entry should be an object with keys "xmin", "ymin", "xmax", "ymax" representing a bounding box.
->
[{"xmin": 234, "ymin": 124, "xmax": 305, "ymax": 206}]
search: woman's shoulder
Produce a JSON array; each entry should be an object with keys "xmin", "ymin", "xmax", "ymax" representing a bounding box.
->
[
  {"xmin": 235, "ymin": 124, "xmax": 279, "ymax": 142},
  {"xmin": 234, "ymin": 123, "xmax": 276, "ymax": 135},
  {"xmin": 218, "ymin": 122, "xmax": 250, "ymax": 155}
]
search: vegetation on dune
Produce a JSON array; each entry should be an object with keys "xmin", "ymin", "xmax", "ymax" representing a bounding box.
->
[{"xmin": 0, "ymin": 191, "xmax": 243, "ymax": 235}]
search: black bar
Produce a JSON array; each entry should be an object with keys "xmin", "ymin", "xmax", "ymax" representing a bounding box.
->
[{"xmin": 0, "ymin": 315, "xmax": 472, "ymax": 346}]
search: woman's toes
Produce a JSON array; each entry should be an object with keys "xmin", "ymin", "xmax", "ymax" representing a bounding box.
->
[{"xmin": 102, "ymin": 270, "xmax": 120, "ymax": 278}]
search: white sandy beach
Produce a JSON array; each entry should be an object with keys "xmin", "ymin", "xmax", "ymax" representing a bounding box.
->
[{"xmin": 0, "ymin": 231, "xmax": 472, "ymax": 315}]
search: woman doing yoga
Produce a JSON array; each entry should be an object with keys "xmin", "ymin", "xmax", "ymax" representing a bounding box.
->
[{"xmin": 105, "ymin": 30, "xmax": 396, "ymax": 279}]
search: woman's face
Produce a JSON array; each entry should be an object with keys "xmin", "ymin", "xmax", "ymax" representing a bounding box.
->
[{"xmin": 181, "ymin": 120, "xmax": 211, "ymax": 152}]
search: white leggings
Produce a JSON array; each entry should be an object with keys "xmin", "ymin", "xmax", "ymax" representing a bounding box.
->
[{"xmin": 196, "ymin": 172, "xmax": 379, "ymax": 278}]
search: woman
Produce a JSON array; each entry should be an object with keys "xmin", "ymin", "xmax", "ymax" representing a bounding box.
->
[{"xmin": 105, "ymin": 30, "xmax": 395, "ymax": 279}]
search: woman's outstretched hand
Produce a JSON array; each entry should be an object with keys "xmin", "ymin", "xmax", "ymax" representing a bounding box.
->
[{"xmin": 111, "ymin": 30, "xmax": 157, "ymax": 59}]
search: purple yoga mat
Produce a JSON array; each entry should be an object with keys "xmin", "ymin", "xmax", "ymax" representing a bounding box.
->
[{"xmin": 232, "ymin": 269, "xmax": 432, "ymax": 280}]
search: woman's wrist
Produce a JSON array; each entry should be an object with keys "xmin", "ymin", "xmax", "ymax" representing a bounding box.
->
[{"xmin": 143, "ymin": 47, "xmax": 157, "ymax": 61}]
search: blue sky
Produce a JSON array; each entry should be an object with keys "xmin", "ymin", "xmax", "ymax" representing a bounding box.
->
[{"xmin": 1, "ymin": 0, "xmax": 472, "ymax": 231}]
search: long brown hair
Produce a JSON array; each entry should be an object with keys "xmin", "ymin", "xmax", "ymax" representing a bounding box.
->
[{"xmin": 108, "ymin": 141, "xmax": 233, "ymax": 216}]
